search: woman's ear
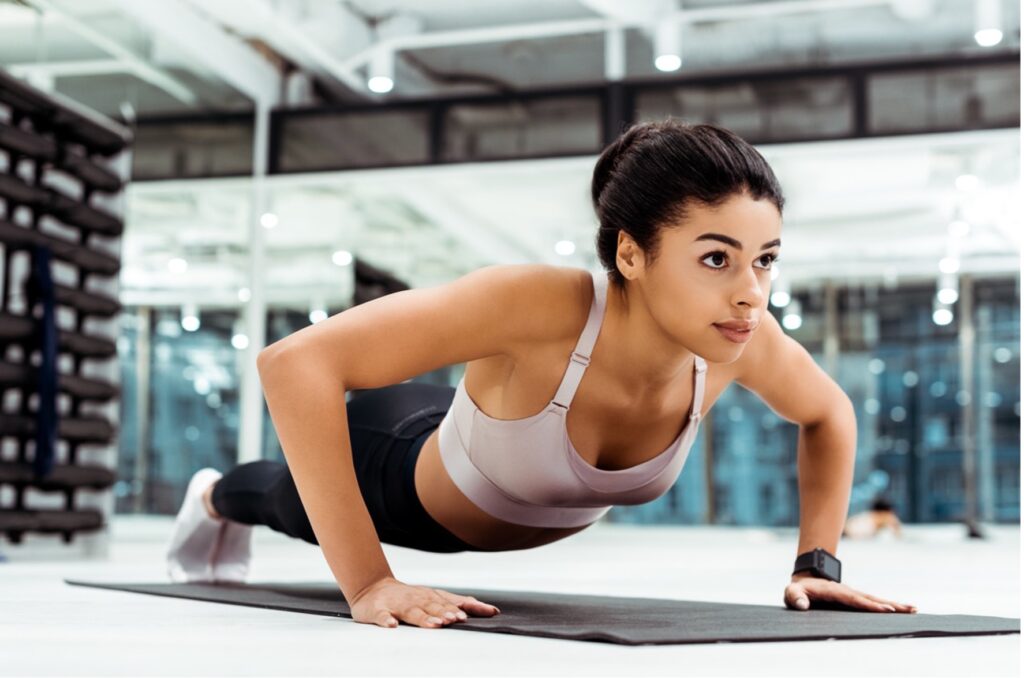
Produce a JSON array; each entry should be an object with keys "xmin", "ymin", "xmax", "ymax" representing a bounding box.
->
[{"xmin": 616, "ymin": 231, "xmax": 643, "ymax": 281}]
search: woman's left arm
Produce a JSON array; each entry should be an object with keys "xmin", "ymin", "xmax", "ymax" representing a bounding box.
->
[{"xmin": 733, "ymin": 314, "xmax": 917, "ymax": 614}]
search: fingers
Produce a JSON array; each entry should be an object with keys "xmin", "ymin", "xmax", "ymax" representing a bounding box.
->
[
  {"xmin": 862, "ymin": 592, "xmax": 918, "ymax": 614},
  {"xmin": 786, "ymin": 580, "xmax": 918, "ymax": 614},
  {"xmin": 837, "ymin": 585, "xmax": 917, "ymax": 613},
  {"xmin": 424, "ymin": 600, "xmax": 467, "ymax": 625},
  {"xmin": 784, "ymin": 582, "xmax": 810, "ymax": 611},
  {"xmin": 407, "ymin": 607, "xmax": 449, "ymax": 628},
  {"xmin": 849, "ymin": 592, "xmax": 898, "ymax": 612},
  {"xmin": 784, "ymin": 591, "xmax": 810, "ymax": 611},
  {"xmin": 376, "ymin": 610, "xmax": 399, "ymax": 628},
  {"xmin": 435, "ymin": 590, "xmax": 501, "ymax": 616},
  {"xmin": 401, "ymin": 591, "xmax": 501, "ymax": 630}
]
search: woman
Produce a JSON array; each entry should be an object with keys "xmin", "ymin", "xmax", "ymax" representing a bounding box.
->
[{"xmin": 166, "ymin": 119, "xmax": 917, "ymax": 630}]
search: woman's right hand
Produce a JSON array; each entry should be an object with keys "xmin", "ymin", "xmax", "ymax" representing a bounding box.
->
[{"xmin": 348, "ymin": 576, "xmax": 501, "ymax": 629}]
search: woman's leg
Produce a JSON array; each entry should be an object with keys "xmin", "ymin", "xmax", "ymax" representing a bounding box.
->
[
  {"xmin": 210, "ymin": 382, "xmax": 479, "ymax": 553},
  {"xmin": 209, "ymin": 459, "xmax": 315, "ymax": 541}
]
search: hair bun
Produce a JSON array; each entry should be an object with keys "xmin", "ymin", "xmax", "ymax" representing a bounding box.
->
[
  {"xmin": 591, "ymin": 125, "xmax": 658, "ymax": 209},
  {"xmin": 590, "ymin": 119, "xmax": 785, "ymax": 292}
]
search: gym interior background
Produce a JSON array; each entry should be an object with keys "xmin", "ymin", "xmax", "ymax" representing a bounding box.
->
[{"xmin": 0, "ymin": 0, "xmax": 1019, "ymax": 675}]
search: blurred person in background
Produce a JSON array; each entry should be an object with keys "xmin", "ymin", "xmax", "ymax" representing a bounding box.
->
[{"xmin": 843, "ymin": 498, "xmax": 904, "ymax": 540}]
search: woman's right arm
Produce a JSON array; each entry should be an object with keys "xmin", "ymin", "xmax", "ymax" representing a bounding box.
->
[
  {"xmin": 255, "ymin": 263, "xmax": 578, "ymax": 627},
  {"xmin": 256, "ymin": 354, "xmax": 394, "ymax": 605}
]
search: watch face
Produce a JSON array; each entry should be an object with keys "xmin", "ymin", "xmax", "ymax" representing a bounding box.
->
[{"xmin": 822, "ymin": 554, "xmax": 841, "ymax": 581}]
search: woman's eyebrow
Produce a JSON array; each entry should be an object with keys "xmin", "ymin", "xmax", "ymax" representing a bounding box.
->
[{"xmin": 694, "ymin": 233, "xmax": 781, "ymax": 251}]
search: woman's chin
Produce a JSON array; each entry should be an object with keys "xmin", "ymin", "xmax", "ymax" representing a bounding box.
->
[{"xmin": 708, "ymin": 341, "xmax": 746, "ymax": 362}]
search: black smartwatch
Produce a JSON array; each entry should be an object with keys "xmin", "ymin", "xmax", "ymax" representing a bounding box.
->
[{"xmin": 792, "ymin": 547, "xmax": 842, "ymax": 583}]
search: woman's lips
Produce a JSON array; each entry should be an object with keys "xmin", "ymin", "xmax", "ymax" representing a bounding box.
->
[{"xmin": 714, "ymin": 324, "xmax": 754, "ymax": 343}]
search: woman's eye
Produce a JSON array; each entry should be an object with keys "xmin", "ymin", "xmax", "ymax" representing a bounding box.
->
[
  {"xmin": 703, "ymin": 252, "xmax": 728, "ymax": 269},
  {"xmin": 701, "ymin": 252, "xmax": 778, "ymax": 270}
]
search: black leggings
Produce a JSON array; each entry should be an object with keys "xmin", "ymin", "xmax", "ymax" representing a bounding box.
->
[{"xmin": 210, "ymin": 382, "xmax": 480, "ymax": 553}]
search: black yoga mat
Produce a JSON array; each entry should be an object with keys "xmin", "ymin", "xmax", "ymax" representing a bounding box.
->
[{"xmin": 65, "ymin": 579, "xmax": 1019, "ymax": 646}]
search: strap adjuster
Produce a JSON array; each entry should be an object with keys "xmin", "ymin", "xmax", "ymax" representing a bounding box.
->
[
  {"xmin": 570, "ymin": 351, "xmax": 590, "ymax": 367},
  {"xmin": 695, "ymin": 358, "xmax": 707, "ymax": 373}
]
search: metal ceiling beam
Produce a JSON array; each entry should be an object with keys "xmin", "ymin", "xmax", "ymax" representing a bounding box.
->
[
  {"xmin": 6, "ymin": 59, "xmax": 128, "ymax": 79},
  {"xmin": 340, "ymin": 0, "xmax": 893, "ymax": 74},
  {"xmin": 576, "ymin": 0, "xmax": 675, "ymax": 26},
  {"xmin": 112, "ymin": 0, "xmax": 282, "ymax": 105},
  {"xmin": 21, "ymin": 0, "xmax": 198, "ymax": 106},
  {"xmin": 181, "ymin": 0, "xmax": 372, "ymax": 101}
]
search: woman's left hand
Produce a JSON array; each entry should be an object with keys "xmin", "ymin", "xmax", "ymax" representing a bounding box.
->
[{"xmin": 785, "ymin": 573, "xmax": 918, "ymax": 613}]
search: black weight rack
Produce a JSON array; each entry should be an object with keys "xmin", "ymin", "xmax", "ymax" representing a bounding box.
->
[{"xmin": 0, "ymin": 71, "xmax": 131, "ymax": 546}]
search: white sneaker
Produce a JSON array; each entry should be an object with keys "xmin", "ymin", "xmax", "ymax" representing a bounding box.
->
[
  {"xmin": 211, "ymin": 520, "xmax": 254, "ymax": 583},
  {"xmin": 166, "ymin": 468, "xmax": 224, "ymax": 583}
]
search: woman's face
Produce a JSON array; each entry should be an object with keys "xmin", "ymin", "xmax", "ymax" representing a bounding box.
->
[{"xmin": 639, "ymin": 193, "xmax": 783, "ymax": 363}]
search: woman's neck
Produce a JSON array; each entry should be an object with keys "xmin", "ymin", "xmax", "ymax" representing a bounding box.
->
[{"xmin": 597, "ymin": 278, "xmax": 695, "ymax": 400}]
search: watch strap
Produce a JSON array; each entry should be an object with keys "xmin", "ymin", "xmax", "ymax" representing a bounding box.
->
[{"xmin": 792, "ymin": 547, "xmax": 842, "ymax": 583}]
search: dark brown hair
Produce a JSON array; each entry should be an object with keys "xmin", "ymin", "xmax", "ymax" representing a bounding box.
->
[{"xmin": 591, "ymin": 118, "xmax": 786, "ymax": 291}]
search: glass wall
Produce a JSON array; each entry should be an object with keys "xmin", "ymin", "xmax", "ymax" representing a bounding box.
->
[
  {"xmin": 276, "ymin": 109, "xmax": 433, "ymax": 173},
  {"xmin": 635, "ymin": 76, "xmax": 854, "ymax": 142},
  {"xmin": 608, "ymin": 275, "xmax": 1020, "ymax": 526},
  {"xmin": 131, "ymin": 117, "xmax": 254, "ymax": 180},
  {"xmin": 442, "ymin": 96, "xmax": 602, "ymax": 162},
  {"xmin": 974, "ymin": 279, "xmax": 1021, "ymax": 521},
  {"xmin": 145, "ymin": 55, "xmax": 1006, "ymax": 180},
  {"xmin": 114, "ymin": 308, "xmax": 243, "ymax": 514},
  {"xmin": 869, "ymin": 63, "xmax": 1019, "ymax": 134}
]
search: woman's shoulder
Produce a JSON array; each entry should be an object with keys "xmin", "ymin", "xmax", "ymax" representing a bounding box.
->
[{"xmin": 487, "ymin": 263, "xmax": 594, "ymax": 356}]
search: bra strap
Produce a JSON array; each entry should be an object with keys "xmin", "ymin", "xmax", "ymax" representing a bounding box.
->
[
  {"xmin": 552, "ymin": 270, "xmax": 607, "ymax": 410},
  {"xmin": 690, "ymin": 355, "xmax": 707, "ymax": 421}
]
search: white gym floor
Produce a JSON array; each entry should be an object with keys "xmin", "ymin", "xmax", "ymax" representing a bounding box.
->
[{"xmin": 1, "ymin": 519, "xmax": 1019, "ymax": 677}]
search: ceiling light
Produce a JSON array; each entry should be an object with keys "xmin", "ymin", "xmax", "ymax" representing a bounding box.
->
[
  {"xmin": 770, "ymin": 275, "xmax": 790, "ymax": 307},
  {"xmin": 655, "ymin": 54, "xmax": 681, "ymax": 72},
  {"xmin": 770, "ymin": 290, "xmax": 791, "ymax": 308},
  {"xmin": 181, "ymin": 303, "xmax": 199, "ymax": 332},
  {"xmin": 653, "ymin": 20, "xmax": 681, "ymax": 72},
  {"xmin": 937, "ymin": 270, "xmax": 959, "ymax": 304},
  {"xmin": 260, "ymin": 212, "xmax": 278, "ymax": 228},
  {"xmin": 554, "ymin": 240, "xmax": 575, "ymax": 256},
  {"xmin": 974, "ymin": 0, "xmax": 1003, "ymax": 46},
  {"xmin": 782, "ymin": 299, "xmax": 802, "ymax": 330},
  {"xmin": 309, "ymin": 297, "xmax": 327, "ymax": 324},
  {"xmin": 975, "ymin": 28, "xmax": 1003, "ymax": 46},
  {"xmin": 368, "ymin": 46, "xmax": 395, "ymax": 93},
  {"xmin": 931, "ymin": 299, "xmax": 953, "ymax": 326}
]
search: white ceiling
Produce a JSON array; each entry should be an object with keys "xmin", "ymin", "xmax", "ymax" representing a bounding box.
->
[{"xmin": 0, "ymin": 0, "xmax": 1018, "ymax": 115}]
